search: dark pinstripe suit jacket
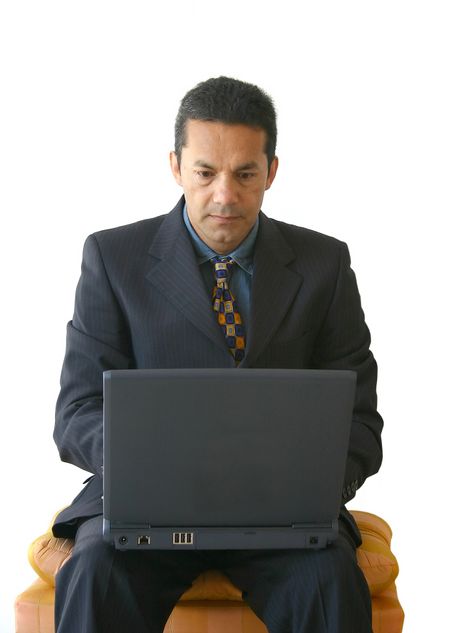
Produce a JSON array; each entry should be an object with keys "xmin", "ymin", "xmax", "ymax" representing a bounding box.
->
[{"xmin": 53, "ymin": 197, "xmax": 383, "ymax": 539}]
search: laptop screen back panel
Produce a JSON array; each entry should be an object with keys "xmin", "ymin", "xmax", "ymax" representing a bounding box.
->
[{"xmin": 103, "ymin": 368, "xmax": 355, "ymax": 548}]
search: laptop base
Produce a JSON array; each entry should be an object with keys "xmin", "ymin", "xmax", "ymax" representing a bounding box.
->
[{"xmin": 103, "ymin": 519, "xmax": 339, "ymax": 550}]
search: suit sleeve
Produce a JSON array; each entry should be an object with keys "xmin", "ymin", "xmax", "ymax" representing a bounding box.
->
[
  {"xmin": 53, "ymin": 234, "xmax": 133, "ymax": 475},
  {"xmin": 312, "ymin": 243, "xmax": 383, "ymax": 501}
]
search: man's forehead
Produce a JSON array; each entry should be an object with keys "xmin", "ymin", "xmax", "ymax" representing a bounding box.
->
[
  {"xmin": 182, "ymin": 120, "xmax": 267, "ymax": 161},
  {"xmin": 185, "ymin": 119, "xmax": 265, "ymax": 142}
]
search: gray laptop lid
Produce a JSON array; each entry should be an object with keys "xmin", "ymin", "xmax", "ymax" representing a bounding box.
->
[{"xmin": 103, "ymin": 368, "xmax": 356, "ymax": 550}]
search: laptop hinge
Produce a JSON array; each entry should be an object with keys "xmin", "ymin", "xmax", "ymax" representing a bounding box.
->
[
  {"xmin": 291, "ymin": 523, "xmax": 333, "ymax": 530},
  {"xmin": 108, "ymin": 522, "xmax": 153, "ymax": 529}
]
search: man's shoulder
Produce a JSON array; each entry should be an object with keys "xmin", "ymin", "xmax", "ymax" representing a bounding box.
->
[
  {"xmin": 86, "ymin": 198, "xmax": 184, "ymax": 255},
  {"xmin": 90, "ymin": 213, "xmax": 168, "ymax": 247},
  {"xmin": 264, "ymin": 215, "xmax": 347, "ymax": 257}
]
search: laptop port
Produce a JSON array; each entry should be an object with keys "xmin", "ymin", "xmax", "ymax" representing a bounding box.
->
[
  {"xmin": 137, "ymin": 535, "xmax": 151, "ymax": 545},
  {"xmin": 172, "ymin": 532, "xmax": 194, "ymax": 545}
]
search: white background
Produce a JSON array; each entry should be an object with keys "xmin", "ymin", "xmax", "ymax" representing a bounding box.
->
[{"xmin": 1, "ymin": 1, "xmax": 449, "ymax": 632}]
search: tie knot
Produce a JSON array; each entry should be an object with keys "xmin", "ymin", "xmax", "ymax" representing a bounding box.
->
[{"xmin": 211, "ymin": 256, "xmax": 234, "ymax": 284}]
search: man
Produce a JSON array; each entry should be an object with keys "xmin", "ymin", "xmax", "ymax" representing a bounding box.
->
[{"xmin": 53, "ymin": 76, "xmax": 383, "ymax": 632}]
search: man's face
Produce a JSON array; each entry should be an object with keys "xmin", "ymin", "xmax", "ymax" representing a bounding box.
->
[{"xmin": 170, "ymin": 120, "xmax": 278, "ymax": 254}]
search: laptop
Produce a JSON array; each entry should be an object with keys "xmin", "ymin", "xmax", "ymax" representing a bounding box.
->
[{"xmin": 103, "ymin": 368, "xmax": 356, "ymax": 550}]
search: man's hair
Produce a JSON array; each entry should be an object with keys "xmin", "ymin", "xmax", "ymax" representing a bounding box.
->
[{"xmin": 174, "ymin": 76, "xmax": 277, "ymax": 168}]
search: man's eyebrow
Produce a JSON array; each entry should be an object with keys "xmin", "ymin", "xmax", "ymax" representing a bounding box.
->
[
  {"xmin": 235, "ymin": 161, "xmax": 260, "ymax": 171},
  {"xmin": 192, "ymin": 160, "xmax": 261, "ymax": 171},
  {"xmin": 193, "ymin": 160, "xmax": 215, "ymax": 169}
]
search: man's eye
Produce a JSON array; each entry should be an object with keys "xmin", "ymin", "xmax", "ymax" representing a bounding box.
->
[
  {"xmin": 196, "ymin": 171, "xmax": 214, "ymax": 179},
  {"xmin": 238, "ymin": 172, "xmax": 256, "ymax": 180}
]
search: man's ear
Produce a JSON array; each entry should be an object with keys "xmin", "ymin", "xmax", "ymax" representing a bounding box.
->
[
  {"xmin": 169, "ymin": 151, "xmax": 183, "ymax": 186},
  {"xmin": 265, "ymin": 156, "xmax": 279, "ymax": 191}
]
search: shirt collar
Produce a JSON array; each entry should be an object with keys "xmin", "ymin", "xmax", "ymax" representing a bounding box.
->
[{"xmin": 183, "ymin": 204, "xmax": 258, "ymax": 275}]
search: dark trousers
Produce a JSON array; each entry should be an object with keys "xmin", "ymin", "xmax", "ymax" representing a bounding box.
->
[{"xmin": 55, "ymin": 516, "xmax": 372, "ymax": 633}]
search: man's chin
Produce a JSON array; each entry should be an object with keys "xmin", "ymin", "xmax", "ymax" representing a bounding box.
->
[{"xmin": 210, "ymin": 233, "xmax": 248, "ymax": 255}]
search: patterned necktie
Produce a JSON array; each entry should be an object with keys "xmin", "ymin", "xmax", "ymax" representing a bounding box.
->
[{"xmin": 211, "ymin": 256, "xmax": 246, "ymax": 364}]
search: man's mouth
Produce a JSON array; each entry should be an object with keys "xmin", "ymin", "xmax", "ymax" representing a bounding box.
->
[{"xmin": 209, "ymin": 214, "xmax": 240, "ymax": 223}]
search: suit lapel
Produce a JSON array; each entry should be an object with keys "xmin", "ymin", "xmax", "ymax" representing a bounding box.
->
[
  {"xmin": 241, "ymin": 213, "xmax": 304, "ymax": 367},
  {"xmin": 146, "ymin": 201, "xmax": 303, "ymax": 366},
  {"xmin": 145, "ymin": 199, "xmax": 230, "ymax": 356}
]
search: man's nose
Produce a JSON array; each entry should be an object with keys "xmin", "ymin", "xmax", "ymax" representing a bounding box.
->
[{"xmin": 212, "ymin": 174, "xmax": 239, "ymax": 206}]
